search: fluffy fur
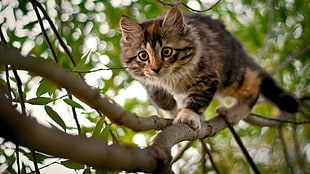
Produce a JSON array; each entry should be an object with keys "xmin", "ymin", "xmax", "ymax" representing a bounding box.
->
[{"xmin": 119, "ymin": 7, "xmax": 299, "ymax": 129}]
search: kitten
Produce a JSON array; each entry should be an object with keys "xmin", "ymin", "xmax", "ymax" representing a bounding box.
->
[{"xmin": 119, "ymin": 7, "xmax": 299, "ymax": 130}]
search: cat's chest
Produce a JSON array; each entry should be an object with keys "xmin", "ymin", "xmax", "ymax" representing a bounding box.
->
[{"xmin": 159, "ymin": 76, "xmax": 193, "ymax": 94}]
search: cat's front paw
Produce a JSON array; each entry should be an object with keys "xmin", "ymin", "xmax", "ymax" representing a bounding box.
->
[{"xmin": 173, "ymin": 109, "xmax": 202, "ymax": 130}]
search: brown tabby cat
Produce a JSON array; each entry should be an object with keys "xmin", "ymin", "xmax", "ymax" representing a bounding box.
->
[{"xmin": 119, "ymin": 6, "xmax": 299, "ymax": 130}]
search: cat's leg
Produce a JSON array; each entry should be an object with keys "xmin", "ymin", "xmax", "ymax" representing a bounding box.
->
[
  {"xmin": 173, "ymin": 108, "xmax": 202, "ymax": 129},
  {"xmin": 173, "ymin": 78, "xmax": 219, "ymax": 130},
  {"xmin": 216, "ymin": 68, "xmax": 261, "ymax": 125},
  {"xmin": 145, "ymin": 85, "xmax": 178, "ymax": 118},
  {"xmin": 216, "ymin": 96, "xmax": 258, "ymax": 125}
]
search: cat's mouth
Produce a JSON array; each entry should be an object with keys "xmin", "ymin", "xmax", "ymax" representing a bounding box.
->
[
  {"xmin": 144, "ymin": 68, "xmax": 168, "ymax": 78},
  {"xmin": 144, "ymin": 70, "xmax": 162, "ymax": 77}
]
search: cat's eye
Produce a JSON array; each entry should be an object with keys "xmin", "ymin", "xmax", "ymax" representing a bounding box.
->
[
  {"xmin": 138, "ymin": 51, "xmax": 149, "ymax": 61},
  {"xmin": 162, "ymin": 47, "xmax": 173, "ymax": 57}
]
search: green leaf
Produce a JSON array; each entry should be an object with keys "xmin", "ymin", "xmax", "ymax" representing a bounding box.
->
[
  {"xmin": 73, "ymin": 50, "xmax": 92, "ymax": 71},
  {"xmin": 100, "ymin": 124, "xmax": 111, "ymax": 141},
  {"xmin": 63, "ymin": 98, "xmax": 85, "ymax": 110},
  {"xmin": 36, "ymin": 79, "xmax": 55, "ymax": 97},
  {"xmin": 92, "ymin": 116, "xmax": 105, "ymax": 138},
  {"xmin": 28, "ymin": 97, "xmax": 53, "ymax": 105},
  {"xmin": 83, "ymin": 168, "xmax": 91, "ymax": 174},
  {"xmin": 23, "ymin": 21, "xmax": 38, "ymax": 30},
  {"xmin": 44, "ymin": 106, "xmax": 66, "ymax": 131},
  {"xmin": 60, "ymin": 160, "xmax": 84, "ymax": 169},
  {"xmin": 95, "ymin": 168, "xmax": 108, "ymax": 174}
]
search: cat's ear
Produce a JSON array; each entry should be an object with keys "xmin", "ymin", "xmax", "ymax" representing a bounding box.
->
[
  {"xmin": 162, "ymin": 6, "xmax": 185, "ymax": 33},
  {"xmin": 120, "ymin": 15, "xmax": 142, "ymax": 42}
]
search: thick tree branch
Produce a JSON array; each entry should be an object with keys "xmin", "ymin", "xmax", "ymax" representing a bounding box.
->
[{"xmin": 0, "ymin": 91, "xmax": 158, "ymax": 172}]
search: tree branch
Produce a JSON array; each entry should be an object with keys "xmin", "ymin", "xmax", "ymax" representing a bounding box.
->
[
  {"xmin": 244, "ymin": 113, "xmax": 310, "ymax": 127},
  {"xmin": 170, "ymin": 141, "xmax": 193, "ymax": 164},
  {"xmin": 200, "ymin": 139, "xmax": 220, "ymax": 174},
  {"xmin": 0, "ymin": 91, "xmax": 158, "ymax": 172},
  {"xmin": 0, "ymin": 85, "xmax": 227, "ymax": 172}
]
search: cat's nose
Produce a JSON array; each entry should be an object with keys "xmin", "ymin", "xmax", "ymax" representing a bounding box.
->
[{"xmin": 151, "ymin": 67, "xmax": 161, "ymax": 73}]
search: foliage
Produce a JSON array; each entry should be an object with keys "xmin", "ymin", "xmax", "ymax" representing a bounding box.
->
[{"xmin": 0, "ymin": 0, "xmax": 309, "ymax": 173}]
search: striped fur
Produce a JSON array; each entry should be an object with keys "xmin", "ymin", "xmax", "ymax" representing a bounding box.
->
[{"xmin": 120, "ymin": 7, "xmax": 299, "ymax": 129}]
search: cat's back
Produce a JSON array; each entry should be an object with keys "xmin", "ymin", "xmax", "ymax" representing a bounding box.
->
[
  {"xmin": 184, "ymin": 12, "xmax": 260, "ymax": 89},
  {"xmin": 184, "ymin": 13, "xmax": 226, "ymax": 33},
  {"xmin": 184, "ymin": 12, "xmax": 241, "ymax": 52}
]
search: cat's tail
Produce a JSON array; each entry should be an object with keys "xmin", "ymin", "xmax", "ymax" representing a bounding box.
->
[{"xmin": 260, "ymin": 73, "xmax": 299, "ymax": 113}]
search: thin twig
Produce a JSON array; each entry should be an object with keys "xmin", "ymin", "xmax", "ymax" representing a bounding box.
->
[
  {"xmin": 26, "ymin": 160, "xmax": 60, "ymax": 174},
  {"xmin": 200, "ymin": 139, "xmax": 207, "ymax": 173},
  {"xmin": 15, "ymin": 144, "xmax": 21, "ymax": 174},
  {"xmin": 200, "ymin": 139, "xmax": 220, "ymax": 174},
  {"xmin": 182, "ymin": 0, "xmax": 221, "ymax": 12},
  {"xmin": 33, "ymin": 0, "xmax": 77, "ymax": 67},
  {"xmin": 70, "ymin": 67, "xmax": 127, "ymax": 73},
  {"xmin": 270, "ymin": 43, "xmax": 310, "ymax": 74},
  {"xmin": 12, "ymin": 70, "xmax": 26, "ymax": 117},
  {"xmin": 248, "ymin": 113, "xmax": 310, "ymax": 125},
  {"xmin": 170, "ymin": 141, "xmax": 193, "ymax": 164},
  {"xmin": 0, "ymin": 25, "xmax": 7, "ymax": 45},
  {"xmin": 292, "ymin": 122, "xmax": 306, "ymax": 173},
  {"xmin": 31, "ymin": 150, "xmax": 41, "ymax": 174},
  {"xmin": 0, "ymin": 27, "xmax": 13, "ymax": 102},
  {"xmin": 156, "ymin": 0, "xmax": 221, "ymax": 12},
  {"xmin": 30, "ymin": 0, "xmax": 58, "ymax": 63},
  {"xmin": 278, "ymin": 125, "xmax": 295, "ymax": 173},
  {"xmin": 68, "ymin": 94, "xmax": 81, "ymax": 134},
  {"xmin": 220, "ymin": 115, "xmax": 260, "ymax": 174},
  {"xmin": 229, "ymin": 125, "xmax": 260, "ymax": 174}
]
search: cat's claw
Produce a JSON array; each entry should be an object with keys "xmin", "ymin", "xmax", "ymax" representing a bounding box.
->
[{"xmin": 173, "ymin": 110, "xmax": 201, "ymax": 130}]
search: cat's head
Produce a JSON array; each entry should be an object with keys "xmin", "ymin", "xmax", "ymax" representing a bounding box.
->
[{"xmin": 119, "ymin": 7, "xmax": 197, "ymax": 83}]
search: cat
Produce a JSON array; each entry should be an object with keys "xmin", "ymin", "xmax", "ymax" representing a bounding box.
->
[{"xmin": 119, "ymin": 6, "xmax": 299, "ymax": 130}]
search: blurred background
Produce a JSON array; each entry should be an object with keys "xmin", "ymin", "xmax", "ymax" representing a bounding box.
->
[{"xmin": 0, "ymin": 0, "xmax": 309, "ymax": 173}]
